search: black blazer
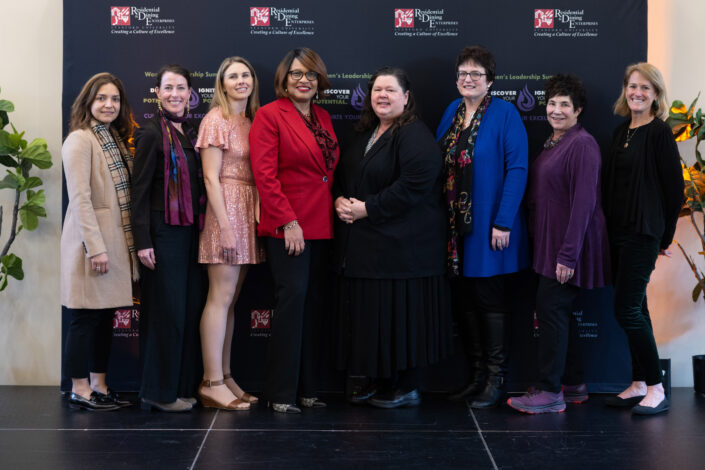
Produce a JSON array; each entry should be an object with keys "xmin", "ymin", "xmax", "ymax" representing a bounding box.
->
[
  {"xmin": 131, "ymin": 117, "xmax": 202, "ymax": 250},
  {"xmin": 333, "ymin": 119, "xmax": 446, "ymax": 279}
]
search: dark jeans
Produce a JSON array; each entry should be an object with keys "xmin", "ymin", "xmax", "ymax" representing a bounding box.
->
[
  {"xmin": 140, "ymin": 213, "xmax": 203, "ymax": 402},
  {"xmin": 536, "ymin": 276, "xmax": 583, "ymax": 393},
  {"xmin": 611, "ymin": 231, "xmax": 662, "ymax": 385},
  {"xmin": 64, "ymin": 307, "xmax": 117, "ymax": 379},
  {"xmin": 264, "ymin": 238, "xmax": 328, "ymax": 404}
]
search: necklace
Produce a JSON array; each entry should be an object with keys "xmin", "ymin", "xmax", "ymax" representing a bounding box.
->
[
  {"xmin": 624, "ymin": 127, "xmax": 638, "ymax": 148},
  {"xmin": 543, "ymin": 132, "xmax": 565, "ymax": 149}
]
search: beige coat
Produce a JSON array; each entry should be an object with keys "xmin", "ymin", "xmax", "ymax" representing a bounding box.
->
[{"xmin": 61, "ymin": 129, "xmax": 133, "ymax": 309}]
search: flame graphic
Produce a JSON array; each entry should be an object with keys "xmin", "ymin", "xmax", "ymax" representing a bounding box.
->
[
  {"xmin": 189, "ymin": 89, "xmax": 200, "ymax": 110},
  {"xmin": 517, "ymin": 84, "xmax": 536, "ymax": 112},
  {"xmin": 351, "ymin": 84, "xmax": 366, "ymax": 111}
]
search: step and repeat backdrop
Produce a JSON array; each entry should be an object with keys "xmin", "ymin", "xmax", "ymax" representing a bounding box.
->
[{"xmin": 62, "ymin": 0, "xmax": 647, "ymax": 392}]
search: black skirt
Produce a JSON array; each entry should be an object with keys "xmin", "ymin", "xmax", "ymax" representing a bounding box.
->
[{"xmin": 335, "ymin": 275, "xmax": 453, "ymax": 378}]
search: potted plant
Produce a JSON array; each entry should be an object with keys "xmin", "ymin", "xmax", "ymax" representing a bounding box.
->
[
  {"xmin": 667, "ymin": 94, "xmax": 705, "ymax": 394},
  {"xmin": 0, "ymin": 87, "xmax": 53, "ymax": 291}
]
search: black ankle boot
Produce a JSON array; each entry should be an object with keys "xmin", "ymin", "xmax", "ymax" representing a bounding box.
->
[
  {"xmin": 448, "ymin": 372, "xmax": 486, "ymax": 402},
  {"xmin": 469, "ymin": 376, "xmax": 505, "ymax": 409}
]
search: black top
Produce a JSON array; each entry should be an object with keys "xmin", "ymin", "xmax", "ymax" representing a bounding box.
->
[
  {"xmin": 602, "ymin": 118, "xmax": 684, "ymax": 249},
  {"xmin": 131, "ymin": 117, "xmax": 202, "ymax": 250},
  {"xmin": 332, "ymin": 120, "xmax": 446, "ymax": 279}
]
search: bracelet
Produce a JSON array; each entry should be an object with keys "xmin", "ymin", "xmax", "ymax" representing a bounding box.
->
[{"xmin": 282, "ymin": 220, "xmax": 299, "ymax": 231}]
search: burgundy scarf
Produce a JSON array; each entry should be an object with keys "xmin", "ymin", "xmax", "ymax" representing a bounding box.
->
[{"xmin": 158, "ymin": 108, "xmax": 205, "ymax": 229}]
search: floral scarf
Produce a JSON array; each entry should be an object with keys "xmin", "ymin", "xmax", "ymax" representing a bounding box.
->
[{"xmin": 441, "ymin": 94, "xmax": 492, "ymax": 276}]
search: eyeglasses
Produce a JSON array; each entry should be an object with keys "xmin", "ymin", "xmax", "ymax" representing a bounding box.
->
[
  {"xmin": 456, "ymin": 71, "xmax": 487, "ymax": 82},
  {"xmin": 288, "ymin": 70, "xmax": 319, "ymax": 81}
]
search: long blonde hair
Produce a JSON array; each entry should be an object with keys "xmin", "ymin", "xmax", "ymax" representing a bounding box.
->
[
  {"xmin": 613, "ymin": 62, "xmax": 669, "ymax": 120},
  {"xmin": 211, "ymin": 56, "xmax": 260, "ymax": 120}
]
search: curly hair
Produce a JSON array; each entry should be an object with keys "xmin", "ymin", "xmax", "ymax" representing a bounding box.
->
[{"xmin": 545, "ymin": 74, "xmax": 587, "ymax": 111}]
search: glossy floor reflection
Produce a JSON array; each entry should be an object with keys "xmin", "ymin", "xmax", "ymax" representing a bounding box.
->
[{"xmin": 0, "ymin": 387, "xmax": 703, "ymax": 469}]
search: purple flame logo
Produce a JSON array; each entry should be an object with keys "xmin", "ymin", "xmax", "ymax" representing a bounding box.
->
[
  {"xmin": 517, "ymin": 84, "xmax": 536, "ymax": 112},
  {"xmin": 189, "ymin": 89, "xmax": 200, "ymax": 110},
  {"xmin": 351, "ymin": 84, "xmax": 365, "ymax": 111}
]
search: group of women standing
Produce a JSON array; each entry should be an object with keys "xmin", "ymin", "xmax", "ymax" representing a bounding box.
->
[{"xmin": 60, "ymin": 44, "xmax": 683, "ymax": 416}]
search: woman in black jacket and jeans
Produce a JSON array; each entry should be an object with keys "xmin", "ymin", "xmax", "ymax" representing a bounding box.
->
[
  {"xmin": 602, "ymin": 62, "xmax": 683, "ymax": 415},
  {"xmin": 333, "ymin": 67, "xmax": 452, "ymax": 408}
]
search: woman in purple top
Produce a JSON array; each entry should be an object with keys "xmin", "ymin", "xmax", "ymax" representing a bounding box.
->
[{"xmin": 507, "ymin": 74, "xmax": 610, "ymax": 414}]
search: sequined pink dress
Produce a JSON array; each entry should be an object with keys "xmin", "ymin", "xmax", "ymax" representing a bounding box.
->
[{"xmin": 196, "ymin": 108, "xmax": 265, "ymax": 265}]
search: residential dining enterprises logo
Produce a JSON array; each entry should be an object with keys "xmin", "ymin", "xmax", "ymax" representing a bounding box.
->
[
  {"xmin": 109, "ymin": 6, "xmax": 176, "ymax": 35},
  {"xmin": 249, "ymin": 6, "xmax": 315, "ymax": 36},
  {"xmin": 393, "ymin": 8, "xmax": 459, "ymax": 37},
  {"xmin": 533, "ymin": 8, "xmax": 599, "ymax": 38}
]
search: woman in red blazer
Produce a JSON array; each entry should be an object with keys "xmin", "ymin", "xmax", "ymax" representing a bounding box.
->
[{"xmin": 249, "ymin": 47, "xmax": 339, "ymax": 413}]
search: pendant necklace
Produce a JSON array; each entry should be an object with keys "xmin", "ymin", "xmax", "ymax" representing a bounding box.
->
[{"xmin": 624, "ymin": 127, "xmax": 638, "ymax": 148}]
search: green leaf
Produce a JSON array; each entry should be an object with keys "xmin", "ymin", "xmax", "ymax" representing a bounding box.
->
[
  {"xmin": 0, "ymin": 274, "xmax": 7, "ymax": 291},
  {"xmin": 19, "ymin": 140, "xmax": 52, "ymax": 169},
  {"xmin": 25, "ymin": 189, "xmax": 45, "ymax": 206},
  {"xmin": 19, "ymin": 205, "xmax": 44, "ymax": 230},
  {"xmin": 0, "ymin": 111, "xmax": 8, "ymax": 129},
  {"xmin": 1, "ymin": 254, "xmax": 24, "ymax": 281},
  {"xmin": 19, "ymin": 176, "xmax": 42, "ymax": 191},
  {"xmin": 0, "ymin": 173, "xmax": 18, "ymax": 189},
  {"xmin": 0, "ymin": 129, "xmax": 19, "ymax": 155},
  {"xmin": 0, "ymin": 100, "xmax": 14, "ymax": 112},
  {"xmin": 693, "ymin": 283, "xmax": 703, "ymax": 302},
  {"xmin": 688, "ymin": 93, "xmax": 701, "ymax": 115},
  {"xmin": 0, "ymin": 154, "xmax": 17, "ymax": 167}
]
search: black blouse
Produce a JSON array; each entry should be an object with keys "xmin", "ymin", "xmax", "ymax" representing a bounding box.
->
[
  {"xmin": 131, "ymin": 117, "xmax": 202, "ymax": 250},
  {"xmin": 602, "ymin": 118, "xmax": 684, "ymax": 249}
]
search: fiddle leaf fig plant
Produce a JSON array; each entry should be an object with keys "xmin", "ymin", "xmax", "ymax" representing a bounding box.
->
[
  {"xmin": 667, "ymin": 94, "xmax": 705, "ymax": 301},
  {"xmin": 0, "ymin": 87, "xmax": 53, "ymax": 291}
]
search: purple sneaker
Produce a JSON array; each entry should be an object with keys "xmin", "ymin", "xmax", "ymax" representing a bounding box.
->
[
  {"xmin": 562, "ymin": 383, "xmax": 588, "ymax": 404},
  {"xmin": 507, "ymin": 389, "xmax": 566, "ymax": 414}
]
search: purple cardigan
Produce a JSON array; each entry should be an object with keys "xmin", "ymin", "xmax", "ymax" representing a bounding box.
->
[{"xmin": 526, "ymin": 125, "xmax": 610, "ymax": 289}]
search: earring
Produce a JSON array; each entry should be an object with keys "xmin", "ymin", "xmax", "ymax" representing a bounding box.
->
[
  {"xmin": 315, "ymin": 91, "xmax": 319, "ymax": 100},
  {"xmin": 157, "ymin": 101, "xmax": 163, "ymax": 113},
  {"xmin": 186, "ymin": 101, "xmax": 190, "ymax": 115}
]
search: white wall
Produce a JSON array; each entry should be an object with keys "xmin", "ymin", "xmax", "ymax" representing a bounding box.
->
[
  {"xmin": 0, "ymin": 1, "xmax": 702, "ymax": 385},
  {"xmin": 648, "ymin": 0, "xmax": 705, "ymax": 387},
  {"xmin": 0, "ymin": 1, "xmax": 63, "ymax": 384}
]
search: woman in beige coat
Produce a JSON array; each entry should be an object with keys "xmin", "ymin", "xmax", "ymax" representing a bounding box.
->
[{"xmin": 61, "ymin": 72, "xmax": 138, "ymax": 411}]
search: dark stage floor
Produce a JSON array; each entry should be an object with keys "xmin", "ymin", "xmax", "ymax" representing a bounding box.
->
[{"xmin": 0, "ymin": 387, "xmax": 704, "ymax": 469}]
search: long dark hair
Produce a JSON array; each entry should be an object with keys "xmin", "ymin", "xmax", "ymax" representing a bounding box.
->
[
  {"xmin": 69, "ymin": 72, "xmax": 133, "ymax": 142},
  {"xmin": 356, "ymin": 66, "xmax": 417, "ymax": 133}
]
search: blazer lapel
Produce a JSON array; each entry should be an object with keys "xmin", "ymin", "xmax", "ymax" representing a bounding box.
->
[{"xmin": 278, "ymin": 99, "xmax": 326, "ymax": 173}]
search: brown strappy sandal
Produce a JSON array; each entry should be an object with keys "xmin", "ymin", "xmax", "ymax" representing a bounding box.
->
[
  {"xmin": 223, "ymin": 373, "xmax": 259, "ymax": 404},
  {"xmin": 197, "ymin": 379, "xmax": 250, "ymax": 411}
]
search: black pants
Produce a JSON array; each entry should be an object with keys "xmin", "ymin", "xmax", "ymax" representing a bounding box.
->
[
  {"xmin": 64, "ymin": 307, "xmax": 116, "ymax": 379},
  {"xmin": 454, "ymin": 274, "xmax": 514, "ymax": 379},
  {"xmin": 264, "ymin": 238, "xmax": 327, "ymax": 404},
  {"xmin": 140, "ymin": 213, "xmax": 203, "ymax": 402},
  {"xmin": 536, "ymin": 276, "xmax": 584, "ymax": 393},
  {"xmin": 611, "ymin": 231, "xmax": 662, "ymax": 385}
]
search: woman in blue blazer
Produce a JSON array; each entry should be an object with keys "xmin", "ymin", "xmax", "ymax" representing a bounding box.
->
[{"xmin": 437, "ymin": 45, "xmax": 530, "ymax": 408}]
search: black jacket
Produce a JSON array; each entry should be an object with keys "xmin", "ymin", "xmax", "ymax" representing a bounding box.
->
[
  {"xmin": 131, "ymin": 117, "xmax": 202, "ymax": 250},
  {"xmin": 603, "ymin": 118, "xmax": 684, "ymax": 250},
  {"xmin": 333, "ymin": 120, "xmax": 446, "ymax": 279}
]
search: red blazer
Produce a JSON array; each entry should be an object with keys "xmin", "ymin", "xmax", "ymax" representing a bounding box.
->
[{"xmin": 250, "ymin": 98, "xmax": 339, "ymax": 239}]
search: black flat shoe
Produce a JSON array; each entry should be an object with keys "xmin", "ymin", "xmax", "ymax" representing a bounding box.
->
[
  {"xmin": 632, "ymin": 397, "xmax": 669, "ymax": 415},
  {"xmin": 69, "ymin": 392, "xmax": 120, "ymax": 411},
  {"xmin": 604, "ymin": 395, "xmax": 645, "ymax": 407},
  {"xmin": 349, "ymin": 385, "xmax": 377, "ymax": 405},
  {"xmin": 95, "ymin": 389, "xmax": 132, "ymax": 407},
  {"xmin": 368, "ymin": 389, "xmax": 421, "ymax": 409}
]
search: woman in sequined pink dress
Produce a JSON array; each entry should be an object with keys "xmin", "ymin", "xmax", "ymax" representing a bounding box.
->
[{"xmin": 195, "ymin": 56, "xmax": 265, "ymax": 410}]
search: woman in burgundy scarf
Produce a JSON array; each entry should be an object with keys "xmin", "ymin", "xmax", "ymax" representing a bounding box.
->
[{"xmin": 132, "ymin": 64, "xmax": 206, "ymax": 412}]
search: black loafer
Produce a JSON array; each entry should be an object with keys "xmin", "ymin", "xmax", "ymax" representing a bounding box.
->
[
  {"xmin": 94, "ymin": 389, "xmax": 132, "ymax": 407},
  {"xmin": 69, "ymin": 392, "xmax": 120, "ymax": 411},
  {"xmin": 632, "ymin": 397, "xmax": 669, "ymax": 415},
  {"xmin": 368, "ymin": 389, "xmax": 421, "ymax": 409},
  {"xmin": 604, "ymin": 395, "xmax": 645, "ymax": 407}
]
